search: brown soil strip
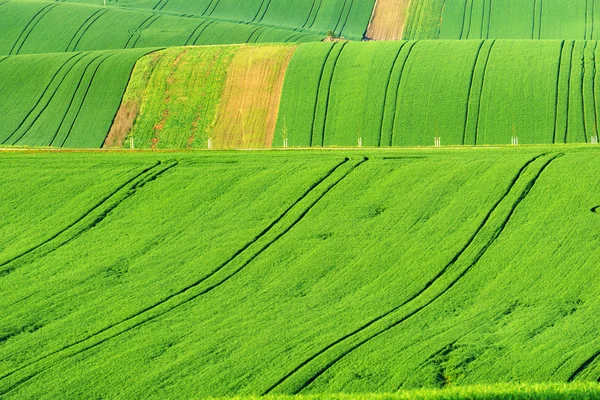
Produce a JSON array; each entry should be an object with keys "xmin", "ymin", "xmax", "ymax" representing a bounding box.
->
[
  {"xmin": 366, "ymin": 0, "xmax": 412, "ymax": 40},
  {"xmin": 212, "ymin": 45, "xmax": 296, "ymax": 149}
]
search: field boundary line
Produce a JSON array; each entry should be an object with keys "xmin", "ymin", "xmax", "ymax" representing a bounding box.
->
[
  {"xmin": 0, "ymin": 160, "xmax": 177, "ymax": 278},
  {"xmin": 263, "ymin": 152, "xmax": 563, "ymax": 395},
  {"xmin": 0, "ymin": 157, "xmax": 369, "ymax": 396}
]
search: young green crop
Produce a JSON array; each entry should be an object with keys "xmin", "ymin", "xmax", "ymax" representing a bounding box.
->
[{"xmin": 2, "ymin": 147, "xmax": 600, "ymax": 398}]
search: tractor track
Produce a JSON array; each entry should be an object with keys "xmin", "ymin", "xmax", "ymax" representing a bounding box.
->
[
  {"xmin": 0, "ymin": 157, "xmax": 368, "ymax": 397},
  {"xmin": 263, "ymin": 153, "xmax": 562, "ymax": 395}
]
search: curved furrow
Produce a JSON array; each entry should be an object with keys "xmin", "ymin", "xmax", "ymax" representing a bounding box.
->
[
  {"xmin": 9, "ymin": 3, "xmax": 58, "ymax": 55},
  {"xmin": 66, "ymin": 9, "xmax": 108, "ymax": 52},
  {"xmin": 264, "ymin": 153, "xmax": 563, "ymax": 395}
]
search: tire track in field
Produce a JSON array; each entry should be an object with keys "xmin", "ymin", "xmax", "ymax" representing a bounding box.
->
[
  {"xmin": 459, "ymin": 0, "xmax": 474, "ymax": 39},
  {"xmin": 319, "ymin": 42, "xmax": 347, "ymax": 146},
  {"xmin": 376, "ymin": 41, "xmax": 408, "ymax": 146},
  {"xmin": 185, "ymin": 20, "xmax": 211, "ymax": 45},
  {"xmin": 552, "ymin": 40, "xmax": 566, "ymax": 144},
  {"xmin": 2, "ymin": 52, "xmax": 85, "ymax": 145},
  {"xmin": 9, "ymin": 52, "xmax": 106, "ymax": 146},
  {"xmin": 124, "ymin": 15, "xmax": 160, "ymax": 49},
  {"xmin": 253, "ymin": 0, "xmax": 273, "ymax": 23},
  {"xmin": 0, "ymin": 158, "xmax": 369, "ymax": 397},
  {"xmin": 309, "ymin": 43, "xmax": 337, "ymax": 146},
  {"xmin": 51, "ymin": 52, "xmax": 116, "ymax": 147},
  {"xmin": 331, "ymin": 0, "xmax": 350, "ymax": 36},
  {"xmin": 388, "ymin": 41, "xmax": 418, "ymax": 146},
  {"xmin": 65, "ymin": 9, "xmax": 108, "ymax": 52},
  {"xmin": 485, "ymin": 0, "xmax": 494, "ymax": 39},
  {"xmin": 153, "ymin": 0, "xmax": 170, "ymax": 11},
  {"xmin": 10, "ymin": 3, "xmax": 58, "ymax": 55},
  {"xmin": 461, "ymin": 40, "xmax": 486, "ymax": 145},
  {"xmin": 301, "ymin": 0, "xmax": 320, "ymax": 29},
  {"xmin": 563, "ymin": 42, "xmax": 577, "ymax": 143},
  {"xmin": 582, "ymin": 42, "xmax": 592, "ymax": 143},
  {"xmin": 336, "ymin": 0, "xmax": 356, "ymax": 37},
  {"xmin": 202, "ymin": 0, "xmax": 221, "ymax": 16},
  {"xmin": 0, "ymin": 160, "xmax": 177, "ymax": 279},
  {"xmin": 307, "ymin": 0, "xmax": 324, "ymax": 30},
  {"xmin": 263, "ymin": 153, "xmax": 563, "ymax": 395},
  {"xmin": 473, "ymin": 40, "xmax": 495, "ymax": 145},
  {"xmin": 593, "ymin": 41, "xmax": 599, "ymax": 138}
]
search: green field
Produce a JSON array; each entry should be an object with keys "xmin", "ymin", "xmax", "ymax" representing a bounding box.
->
[
  {"xmin": 0, "ymin": 0, "xmax": 321, "ymax": 56},
  {"xmin": 2, "ymin": 148, "xmax": 600, "ymax": 398},
  {"xmin": 57, "ymin": 0, "xmax": 377, "ymax": 41},
  {"xmin": 404, "ymin": 0, "xmax": 600, "ymax": 40},
  {"xmin": 275, "ymin": 40, "xmax": 600, "ymax": 147},
  {"xmin": 0, "ymin": 49, "xmax": 151, "ymax": 148}
]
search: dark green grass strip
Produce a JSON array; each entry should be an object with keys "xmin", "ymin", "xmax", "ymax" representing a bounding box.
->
[
  {"xmin": 2, "ymin": 52, "xmax": 85, "ymax": 144},
  {"xmin": 263, "ymin": 153, "xmax": 563, "ymax": 395},
  {"xmin": 9, "ymin": 3, "xmax": 58, "ymax": 55},
  {"xmin": 0, "ymin": 158, "xmax": 363, "ymax": 397},
  {"xmin": 309, "ymin": 43, "xmax": 337, "ymax": 147}
]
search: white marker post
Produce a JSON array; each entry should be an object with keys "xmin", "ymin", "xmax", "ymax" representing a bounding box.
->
[
  {"xmin": 358, "ymin": 137, "xmax": 363, "ymax": 147},
  {"xmin": 434, "ymin": 137, "xmax": 441, "ymax": 147},
  {"xmin": 208, "ymin": 137, "xmax": 212, "ymax": 150}
]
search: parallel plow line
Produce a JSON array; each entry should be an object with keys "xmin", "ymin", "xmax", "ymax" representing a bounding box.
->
[
  {"xmin": 0, "ymin": 157, "xmax": 368, "ymax": 397},
  {"xmin": 472, "ymin": 40, "xmax": 496, "ymax": 145},
  {"xmin": 309, "ymin": 43, "xmax": 337, "ymax": 146},
  {"xmin": 263, "ymin": 152, "xmax": 562, "ymax": 395},
  {"xmin": 377, "ymin": 41, "xmax": 408, "ymax": 146},
  {"xmin": 319, "ymin": 42, "xmax": 348, "ymax": 146},
  {"xmin": 388, "ymin": 41, "xmax": 418, "ymax": 146}
]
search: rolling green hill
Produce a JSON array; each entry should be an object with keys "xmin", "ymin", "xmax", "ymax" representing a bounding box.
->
[
  {"xmin": 0, "ymin": 48, "xmax": 152, "ymax": 148},
  {"xmin": 0, "ymin": 0, "xmax": 321, "ymax": 56},
  {"xmin": 405, "ymin": 0, "xmax": 600, "ymax": 40},
  {"xmin": 275, "ymin": 39, "xmax": 600, "ymax": 147},
  {"xmin": 57, "ymin": 0, "xmax": 377, "ymax": 41},
  {"xmin": 2, "ymin": 147, "xmax": 600, "ymax": 398}
]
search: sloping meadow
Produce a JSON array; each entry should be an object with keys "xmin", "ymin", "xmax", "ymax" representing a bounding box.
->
[{"xmin": 2, "ymin": 148, "xmax": 600, "ymax": 397}]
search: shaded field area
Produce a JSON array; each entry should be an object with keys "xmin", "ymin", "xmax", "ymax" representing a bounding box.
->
[
  {"xmin": 3, "ymin": 148, "xmax": 600, "ymax": 398},
  {"xmin": 0, "ymin": 0, "xmax": 321, "ymax": 56},
  {"xmin": 404, "ymin": 0, "xmax": 600, "ymax": 40},
  {"xmin": 276, "ymin": 40, "xmax": 600, "ymax": 147},
  {"xmin": 56, "ymin": 0, "xmax": 377, "ymax": 41}
]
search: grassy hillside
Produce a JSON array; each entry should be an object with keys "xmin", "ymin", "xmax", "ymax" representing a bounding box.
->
[
  {"xmin": 2, "ymin": 147, "xmax": 600, "ymax": 398},
  {"xmin": 106, "ymin": 44, "xmax": 295, "ymax": 149},
  {"xmin": 0, "ymin": 0, "xmax": 321, "ymax": 56},
  {"xmin": 0, "ymin": 48, "xmax": 151, "ymax": 148},
  {"xmin": 405, "ymin": 0, "xmax": 600, "ymax": 40},
  {"xmin": 275, "ymin": 40, "xmax": 600, "ymax": 147},
  {"xmin": 58, "ymin": 0, "xmax": 377, "ymax": 40}
]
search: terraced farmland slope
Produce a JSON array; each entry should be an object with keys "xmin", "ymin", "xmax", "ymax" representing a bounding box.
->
[
  {"xmin": 58, "ymin": 0, "xmax": 377, "ymax": 41},
  {"xmin": 0, "ymin": 49, "xmax": 151, "ymax": 148},
  {"xmin": 0, "ymin": 0, "xmax": 321, "ymax": 56},
  {"xmin": 405, "ymin": 0, "xmax": 600, "ymax": 40},
  {"xmin": 106, "ymin": 45, "xmax": 295, "ymax": 149},
  {"xmin": 2, "ymin": 148, "xmax": 600, "ymax": 398},
  {"xmin": 275, "ymin": 40, "xmax": 600, "ymax": 147}
]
